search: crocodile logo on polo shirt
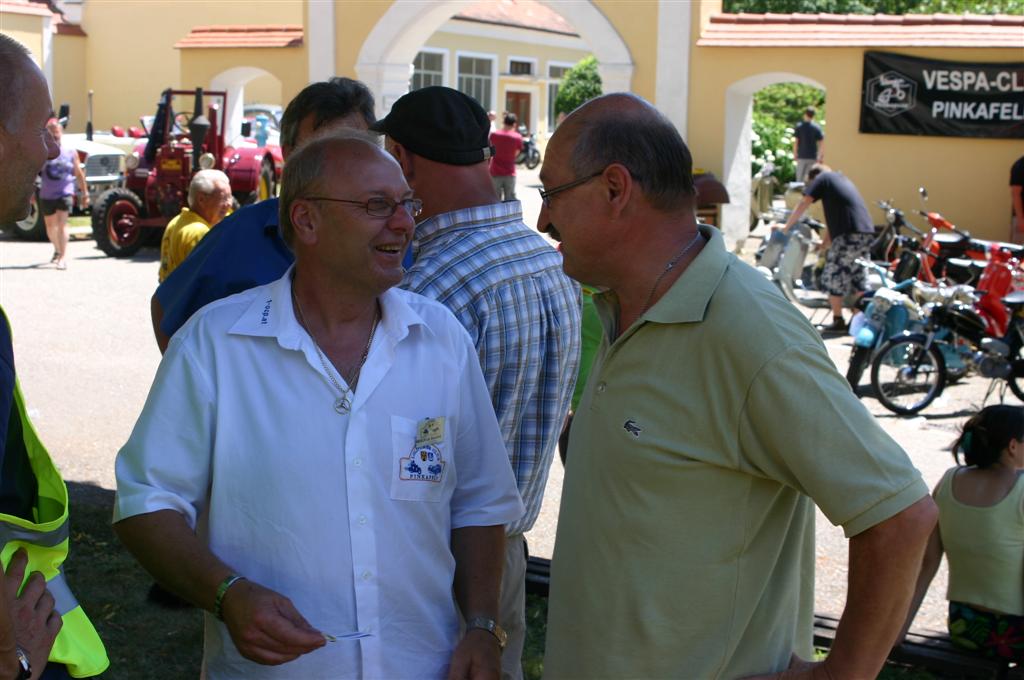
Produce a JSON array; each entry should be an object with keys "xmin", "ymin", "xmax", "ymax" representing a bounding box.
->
[{"xmin": 623, "ymin": 419, "xmax": 642, "ymax": 438}]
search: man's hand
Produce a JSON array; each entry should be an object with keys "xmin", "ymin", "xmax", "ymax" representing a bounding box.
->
[
  {"xmin": 447, "ymin": 628, "xmax": 501, "ymax": 680},
  {"xmin": 220, "ymin": 579, "xmax": 325, "ymax": 666},
  {"xmin": 4, "ymin": 549, "xmax": 61, "ymax": 678},
  {"xmin": 743, "ymin": 653, "xmax": 833, "ymax": 680}
]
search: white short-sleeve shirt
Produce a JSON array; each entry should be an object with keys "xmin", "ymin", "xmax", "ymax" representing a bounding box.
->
[{"xmin": 115, "ymin": 267, "xmax": 524, "ymax": 679}]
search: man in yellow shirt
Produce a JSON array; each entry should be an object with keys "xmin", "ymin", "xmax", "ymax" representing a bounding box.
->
[{"xmin": 158, "ymin": 170, "xmax": 233, "ymax": 282}]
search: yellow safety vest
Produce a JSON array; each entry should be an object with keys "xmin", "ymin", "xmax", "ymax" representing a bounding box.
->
[{"xmin": 0, "ymin": 372, "xmax": 109, "ymax": 676}]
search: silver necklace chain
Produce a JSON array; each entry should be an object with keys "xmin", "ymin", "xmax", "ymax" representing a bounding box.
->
[
  {"xmin": 640, "ymin": 230, "xmax": 704, "ymax": 316},
  {"xmin": 292, "ymin": 288, "xmax": 380, "ymax": 415}
]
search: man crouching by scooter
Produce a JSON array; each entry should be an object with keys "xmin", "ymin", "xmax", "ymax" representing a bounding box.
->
[{"xmin": 780, "ymin": 163, "xmax": 875, "ymax": 333}]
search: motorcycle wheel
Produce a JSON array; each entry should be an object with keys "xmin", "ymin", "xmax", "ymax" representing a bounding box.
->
[
  {"xmin": 846, "ymin": 345, "xmax": 872, "ymax": 390},
  {"xmin": 525, "ymin": 148, "xmax": 541, "ymax": 170},
  {"xmin": 871, "ymin": 337, "xmax": 946, "ymax": 416},
  {"xmin": 1006, "ymin": 351, "xmax": 1024, "ymax": 402}
]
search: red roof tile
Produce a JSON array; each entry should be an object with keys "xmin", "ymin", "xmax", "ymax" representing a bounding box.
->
[
  {"xmin": 698, "ymin": 13, "xmax": 1024, "ymax": 48},
  {"xmin": 0, "ymin": 0, "xmax": 54, "ymax": 18},
  {"xmin": 175, "ymin": 25, "xmax": 303, "ymax": 49},
  {"xmin": 454, "ymin": 0, "xmax": 578, "ymax": 37}
]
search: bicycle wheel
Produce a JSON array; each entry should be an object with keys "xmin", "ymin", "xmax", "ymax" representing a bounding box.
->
[{"xmin": 870, "ymin": 337, "xmax": 946, "ymax": 415}]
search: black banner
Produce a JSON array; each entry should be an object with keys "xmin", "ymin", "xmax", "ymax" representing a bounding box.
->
[{"xmin": 860, "ymin": 51, "xmax": 1024, "ymax": 139}]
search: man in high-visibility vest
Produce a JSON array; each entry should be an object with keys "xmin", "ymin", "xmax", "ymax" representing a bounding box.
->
[{"xmin": 0, "ymin": 34, "xmax": 109, "ymax": 680}]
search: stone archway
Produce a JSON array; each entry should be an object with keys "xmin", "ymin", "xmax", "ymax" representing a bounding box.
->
[
  {"xmin": 354, "ymin": 1, "xmax": 634, "ymax": 115},
  {"xmin": 720, "ymin": 72, "xmax": 825, "ymax": 248},
  {"xmin": 210, "ymin": 66, "xmax": 281, "ymax": 146}
]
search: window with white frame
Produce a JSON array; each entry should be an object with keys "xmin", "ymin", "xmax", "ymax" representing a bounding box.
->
[
  {"xmin": 548, "ymin": 64, "xmax": 571, "ymax": 130},
  {"xmin": 457, "ymin": 55, "xmax": 493, "ymax": 109},
  {"xmin": 412, "ymin": 51, "xmax": 444, "ymax": 91}
]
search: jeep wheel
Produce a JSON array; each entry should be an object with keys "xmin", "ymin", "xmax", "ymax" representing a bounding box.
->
[
  {"xmin": 93, "ymin": 188, "xmax": 144, "ymax": 257},
  {"xmin": 8, "ymin": 192, "xmax": 46, "ymax": 240}
]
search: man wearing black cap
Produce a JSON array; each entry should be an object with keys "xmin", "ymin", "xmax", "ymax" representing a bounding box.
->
[{"xmin": 374, "ymin": 86, "xmax": 581, "ymax": 680}]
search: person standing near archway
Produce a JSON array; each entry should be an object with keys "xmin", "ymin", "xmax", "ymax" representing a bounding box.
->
[
  {"xmin": 39, "ymin": 118, "xmax": 87, "ymax": 270},
  {"xmin": 792, "ymin": 106, "xmax": 823, "ymax": 184}
]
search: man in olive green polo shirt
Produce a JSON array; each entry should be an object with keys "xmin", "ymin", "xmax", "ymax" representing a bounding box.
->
[{"xmin": 536, "ymin": 93, "xmax": 938, "ymax": 679}]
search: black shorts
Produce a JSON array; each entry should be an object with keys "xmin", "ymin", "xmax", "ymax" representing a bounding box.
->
[{"xmin": 40, "ymin": 196, "xmax": 73, "ymax": 216}]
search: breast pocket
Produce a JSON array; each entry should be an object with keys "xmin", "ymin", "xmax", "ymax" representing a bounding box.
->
[{"xmin": 390, "ymin": 415, "xmax": 453, "ymax": 503}]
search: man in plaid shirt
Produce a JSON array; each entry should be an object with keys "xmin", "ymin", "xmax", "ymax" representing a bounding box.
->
[{"xmin": 375, "ymin": 87, "xmax": 581, "ymax": 679}]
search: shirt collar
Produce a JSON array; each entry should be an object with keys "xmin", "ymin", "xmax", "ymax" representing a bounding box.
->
[
  {"xmin": 644, "ymin": 224, "xmax": 730, "ymax": 324},
  {"xmin": 594, "ymin": 224, "xmax": 730, "ymax": 330},
  {"xmin": 411, "ymin": 200, "xmax": 523, "ymax": 258},
  {"xmin": 179, "ymin": 207, "xmax": 211, "ymax": 228},
  {"xmin": 229, "ymin": 265, "xmax": 433, "ymax": 348}
]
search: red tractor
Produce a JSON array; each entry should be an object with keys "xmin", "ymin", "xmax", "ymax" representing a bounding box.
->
[{"xmin": 91, "ymin": 87, "xmax": 282, "ymax": 257}]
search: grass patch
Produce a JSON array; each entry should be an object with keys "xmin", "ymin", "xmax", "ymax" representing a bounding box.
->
[
  {"xmin": 63, "ymin": 485, "xmax": 940, "ymax": 679},
  {"xmin": 64, "ymin": 483, "xmax": 201, "ymax": 679},
  {"xmin": 68, "ymin": 215, "xmax": 91, "ymax": 228}
]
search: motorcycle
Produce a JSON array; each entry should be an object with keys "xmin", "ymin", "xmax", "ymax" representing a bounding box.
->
[
  {"xmin": 870, "ymin": 286, "xmax": 1024, "ymax": 416},
  {"xmin": 845, "ymin": 260, "xmax": 921, "ymax": 389},
  {"xmin": 514, "ymin": 125, "xmax": 541, "ymax": 170}
]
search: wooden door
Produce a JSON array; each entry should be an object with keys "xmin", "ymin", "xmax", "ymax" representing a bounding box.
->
[{"xmin": 505, "ymin": 92, "xmax": 531, "ymax": 133}]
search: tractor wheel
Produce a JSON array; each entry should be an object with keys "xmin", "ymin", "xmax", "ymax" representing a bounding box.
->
[
  {"xmin": 257, "ymin": 161, "xmax": 275, "ymax": 202},
  {"xmin": 92, "ymin": 187, "xmax": 145, "ymax": 257},
  {"xmin": 6, "ymin": 191, "xmax": 45, "ymax": 240}
]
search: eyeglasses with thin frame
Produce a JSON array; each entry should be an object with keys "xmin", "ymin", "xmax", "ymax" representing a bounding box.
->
[
  {"xmin": 303, "ymin": 196, "xmax": 423, "ymax": 219},
  {"xmin": 538, "ymin": 171, "xmax": 603, "ymax": 208}
]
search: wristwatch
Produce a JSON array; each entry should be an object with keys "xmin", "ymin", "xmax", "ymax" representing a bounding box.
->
[
  {"xmin": 14, "ymin": 646, "xmax": 31, "ymax": 680},
  {"xmin": 466, "ymin": 616, "xmax": 508, "ymax": 650}
]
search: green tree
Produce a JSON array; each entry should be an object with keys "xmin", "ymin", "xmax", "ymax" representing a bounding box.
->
[
  {"xmin": 724, "ymin": 0, "xmax": 1023, "ymax": 13},
  {"xmin": 555, "ymin": 56, "xmax": 602, "ymax": 117}
]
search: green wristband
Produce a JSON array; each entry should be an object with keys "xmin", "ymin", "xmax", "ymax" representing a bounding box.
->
[{"xmin": 213, "ymin": 574, "xmax": 246, "ymax": 621}]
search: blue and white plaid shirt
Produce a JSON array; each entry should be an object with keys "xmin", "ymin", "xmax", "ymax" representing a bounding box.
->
[{"xmin": 402, "ymin": 201, "xmax": 581, "ymax": 535}]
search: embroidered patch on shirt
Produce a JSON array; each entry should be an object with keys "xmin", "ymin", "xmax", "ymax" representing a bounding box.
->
[
  {"xmin": 623, "ymin": 419, "xmax": 642, "ymax": 438},
  {"xmin": 400, "ymin": 444, "xmax": 446, "ymax": 482}
]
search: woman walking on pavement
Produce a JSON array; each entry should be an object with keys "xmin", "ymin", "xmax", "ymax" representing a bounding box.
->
[
  {"xmin": 901, "ymin": 404, "xmax": 1024, "ymax": 662},
  {"xmin": 39, "ymin": 117, "xmax": 87, "ymax": 270}
]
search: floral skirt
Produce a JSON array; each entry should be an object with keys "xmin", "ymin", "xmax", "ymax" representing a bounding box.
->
[{"xmin": 949, "ymin": 600, "xmax": 1024, "ymax": 661}]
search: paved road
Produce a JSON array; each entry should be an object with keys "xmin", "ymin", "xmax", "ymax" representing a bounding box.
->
[{"xmin": 2, "ymin": 179, "xmax": 1010, "ymax": 636}]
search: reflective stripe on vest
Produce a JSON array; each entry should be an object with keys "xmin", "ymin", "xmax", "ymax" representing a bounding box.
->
[{"xmin": 0, "ymin": 310, "xmax": 109, "ymax": 677}]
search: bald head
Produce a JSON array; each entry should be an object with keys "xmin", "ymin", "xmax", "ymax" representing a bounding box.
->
[
  {"xmin": 0, "ymin": 35, "xmax": 58, "ymax": 225},
  {"xmin": 279, "ymin": 130, "xmax": 401, "ymax": 245},
  {"xmin": 0, "ymin": 34, "xmax": 38, "ymax": 133},
  {"xmin": 557, "ymin": 93, "xmax": 695, "ymax": 213}
]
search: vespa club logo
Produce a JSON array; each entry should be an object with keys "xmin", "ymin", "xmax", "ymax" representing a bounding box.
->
[{"xmin": 866, "ymin": 70, "xmax": 917, "ymax": 117}]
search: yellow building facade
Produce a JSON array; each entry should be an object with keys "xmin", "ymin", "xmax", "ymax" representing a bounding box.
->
[{"xmin": 2, "ymin": 0, "xmax": 1021, "ymax": 241}]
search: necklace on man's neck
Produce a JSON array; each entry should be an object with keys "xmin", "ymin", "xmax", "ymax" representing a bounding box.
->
[
  {"xmin": 639, "ymin": 230, "xmax": 704, "ymax": 317},
  {"xmin": 292, "ymin": 287, "xmax": 380, "ymax": 415}
]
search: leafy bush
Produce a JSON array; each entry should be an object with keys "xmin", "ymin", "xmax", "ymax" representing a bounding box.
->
[
  {"xmin": 724, "ymin": 0, "xmax": 1023, "ymax": 13},
  {"xmin": 555, "ymin": 56, "xmax": 602, "ymax": 117}
]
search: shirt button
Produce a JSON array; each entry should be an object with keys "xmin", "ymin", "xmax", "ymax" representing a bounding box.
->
[
  {"xmin": 362, "ymin": 571, "xmax": 372, "ymax": 581},
  {"xmin": 358, "ymin": 515, "xmax": 368, "ymax": 525},
  {"xmin": 596, "ymin": 382, "xmax": 607, "ymax": 393},
  {"xmin": 353, "ymin": 458, "xmax": 362, "ymax": 467}
]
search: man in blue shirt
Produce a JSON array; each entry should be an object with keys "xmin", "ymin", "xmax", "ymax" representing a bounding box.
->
[
  {"xmin": 373, "ymin": 87, "xmax": 581, "ymax": 680},
  {"xmin": 151, "ymin": 78, "xmax": 376, "ymax": 352},
  {"xmin": 793, "ymin": 106, "xmax": 824, "ymax": 184}
]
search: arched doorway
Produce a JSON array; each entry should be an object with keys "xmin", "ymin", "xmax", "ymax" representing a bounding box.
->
[
  {"xmin": 210, "ymin": 66, "xmax": 282, "ymax": 146},
  {"xmin": 721, "ymin": 72, "xmax": 825, "ymax": 247},
  {"xmin": 354, "ymin": 1, "xmax": 634, "ymax": 116}
]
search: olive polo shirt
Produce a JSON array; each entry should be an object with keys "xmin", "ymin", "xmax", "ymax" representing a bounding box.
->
[{"xmin": 544, "ymin": 225, "xmax": 927, "ymax": 678}]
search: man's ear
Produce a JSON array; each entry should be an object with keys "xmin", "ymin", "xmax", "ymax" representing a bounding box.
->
[
  {"xmin": 290, "ymin": 200, "xmax": 319, "ymax": 246},
  {"xmin": 603, "ymin": 163, "xmax": 633, "ymax": 218},
  {"xmin": 388, "ymin": 141, "xmax": 415, "ymax": 183}
]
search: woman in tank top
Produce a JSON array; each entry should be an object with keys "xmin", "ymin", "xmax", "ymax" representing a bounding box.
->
[
  {"xmin": 901, "ymin": 404, "xmax": 1024, "ymax": 662},
  {"xmin": 39, "ymin": 118, "xmax": 87, "ymax": 270}
]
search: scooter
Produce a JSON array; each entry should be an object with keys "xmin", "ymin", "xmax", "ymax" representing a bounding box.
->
[
  {"xmin": 514, "ymin": 125, "xmax": 541, "ymax": 170},
  {"xmin": 750, "ymin": 162, "xmax": 779, "ymax": 232}
]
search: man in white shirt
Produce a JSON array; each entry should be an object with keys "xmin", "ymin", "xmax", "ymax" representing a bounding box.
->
[{"xmin": 113, "ymin": 131, "xmax": 524, "ymax": 679}]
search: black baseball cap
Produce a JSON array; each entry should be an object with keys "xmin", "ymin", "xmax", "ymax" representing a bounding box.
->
[{"xmin": 370, "ymin": 86, "xmax": 494, "ymax": 166}]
